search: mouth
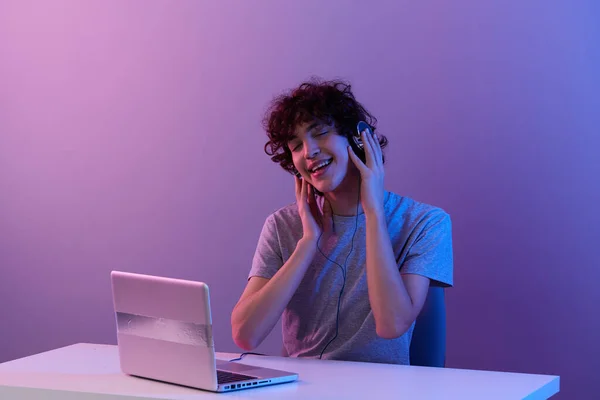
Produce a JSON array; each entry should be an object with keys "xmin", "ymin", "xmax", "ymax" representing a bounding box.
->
[{"xmin": 308, "ymin": 158, "xmax": 333, "ymax": 177}]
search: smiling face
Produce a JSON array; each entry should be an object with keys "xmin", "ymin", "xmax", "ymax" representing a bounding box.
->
[{"xmin": 287, "ymin": 120, "xmax": 357, "ymax": 194}]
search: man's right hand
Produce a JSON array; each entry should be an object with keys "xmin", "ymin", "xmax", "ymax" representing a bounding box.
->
[
  {"xmin": 232, "ymin": 181, "xmax": 326, "ymax": 350},
  {"xmin": 295, "ymin": 176, "xmax": 333, "ymax": 243}
]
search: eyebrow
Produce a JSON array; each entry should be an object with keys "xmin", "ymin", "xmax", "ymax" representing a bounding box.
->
[{"xmin": 306, "ymin": 122, "xmax": 321, "ymax": 133}]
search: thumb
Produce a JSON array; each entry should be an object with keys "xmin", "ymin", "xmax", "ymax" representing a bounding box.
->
[{"xmin": 348, "ymin": 146, "xmax": 366, "ymax": 173}]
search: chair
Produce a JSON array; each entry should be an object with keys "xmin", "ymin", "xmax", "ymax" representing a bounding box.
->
[{"xmin": 409, "ymin": 286, "xmax": 447, "ymax": 367}]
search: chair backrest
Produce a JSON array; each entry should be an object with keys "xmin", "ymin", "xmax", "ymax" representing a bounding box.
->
[{"xmin": 409, "ymin": 286, "xmax": 447, "ymax": 367}]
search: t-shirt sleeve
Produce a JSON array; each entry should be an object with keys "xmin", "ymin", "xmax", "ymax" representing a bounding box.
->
[
  {"xmin": 248, "ymin": 214, "xmax": 284, "ymax": 281},
  {"xmin": 400, "ymin": 209, "xmax": 454, "ymax": 287}
]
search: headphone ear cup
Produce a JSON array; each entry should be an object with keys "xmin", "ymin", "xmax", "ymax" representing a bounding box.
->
[
  {"xmin": 353, "ymin": 121, "xmax": 372, "ymax": 163},
  {"xmin": 352, "ymin": 134, "xmax": 364, "ymax": 150},
  {"xmin": 349, "ymin": 134, "xmax": 367, "ymax": 164}
]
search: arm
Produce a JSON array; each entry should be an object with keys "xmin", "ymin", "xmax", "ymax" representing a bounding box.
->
[
  {"xmin": 348, "ymin": 129, "xmax": 429, "ymax": 338},
  {"xmin": 232, "ymin": 177, "xmax": 332, "ymax": 350},
  {"xmin": 364, "ymin": 210, "xmax": 430, "ymax": 339},
  {"xmin": 231, "ymin": 238, "xmax": 317, "ymax": 350},
  {"xmin": 348, "ymin": 129, "xmax": 451, "ymax": 339}
]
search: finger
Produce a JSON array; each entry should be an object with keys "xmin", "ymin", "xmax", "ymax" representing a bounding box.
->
[
  {"xmin": 295, "ymin": 176, "xmax": 301, "ymax": 199},
  {"xmin": 307, "ymin": 185, "xmax": 321, "ymax": 226},
  {"xmin": 371, "ymin": 132, "xmax": 383, "ymax": 166},
  {"xmin": 348, "ymin": 145, "xmax": 367, "ymax": 175},
  {"xmin": 367, "ymin": 130, "xmax": 383, "ymax": 167},
  {"xmin": 300, "ymin": 178, "xmax": 308, "ymax": 203},
  {"xmin": 374, "ymin": 133, "xmax": 382, "ymax": 163},
  {"xmin": 362, "ymin": 130, "xmax": 376, "ymax": 168}
]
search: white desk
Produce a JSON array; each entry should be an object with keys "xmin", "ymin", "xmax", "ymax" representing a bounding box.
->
[{"xmin": 0, "ymin": 343, "xmax": 559, "ymax": 399}]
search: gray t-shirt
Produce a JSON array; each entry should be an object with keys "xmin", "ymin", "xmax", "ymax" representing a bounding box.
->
[{"xmin": 248, "ymin": 191, "xmax": 453, "ymax": 365}]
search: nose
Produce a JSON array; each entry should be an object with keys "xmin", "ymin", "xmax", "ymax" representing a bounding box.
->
[{"xmin": 303, "ymin": 139, "xmax": 320, "ymax": 159}]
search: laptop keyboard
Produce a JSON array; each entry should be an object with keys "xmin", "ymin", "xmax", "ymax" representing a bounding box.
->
[{"xmin": 217, "ymin": 369, "xmax": 257, "ymax": 384}]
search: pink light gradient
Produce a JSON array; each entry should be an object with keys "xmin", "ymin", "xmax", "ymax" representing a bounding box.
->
[{"xmin": 0, "ymin": 1, "xmax": 598, "ymax": 399}]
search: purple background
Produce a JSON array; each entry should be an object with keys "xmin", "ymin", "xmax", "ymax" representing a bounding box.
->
[{"xmin": 1, "ymin": 1, "xmax": 598, "ymax": 398}]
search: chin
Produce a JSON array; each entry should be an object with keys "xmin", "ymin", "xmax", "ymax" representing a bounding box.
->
[
  {"xmin": 312, "ymin": 177, "xmax": 343, "ymax": 194},
  {"xmin": 313, "ymin": 185, "xmax": 332, "ymax": 194}
]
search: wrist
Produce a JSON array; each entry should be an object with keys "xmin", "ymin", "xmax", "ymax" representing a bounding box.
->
[
  {"xmin": 298, "ymin": 236, "xmax": 319, "ymax": 252},
  {"xmin": 364, "ymin": 207, "xmax": 386, "ymax": 223}
]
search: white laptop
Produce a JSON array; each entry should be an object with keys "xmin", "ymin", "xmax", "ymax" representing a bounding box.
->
[{"xmin": 110, "ymin": 270, "xmax": 298, "ymax": 392}]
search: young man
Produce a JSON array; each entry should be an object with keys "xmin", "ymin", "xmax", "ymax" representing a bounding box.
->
[{"xmin": 231, "ymin": 79, "xmax": 453, "ymax": 365}]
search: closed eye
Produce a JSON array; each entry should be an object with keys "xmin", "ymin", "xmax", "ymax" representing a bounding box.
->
[{"xmin": 289, "ymin": 129, "xmax": 329, "ymax": 152}]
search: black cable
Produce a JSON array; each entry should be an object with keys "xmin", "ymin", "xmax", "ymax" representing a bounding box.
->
[
  {"xmin": 318, "ymin": 177, "xmax": 361, "ymax": 359},
  {"xmin": 231, "ymin": 178, "xmax": 362, "ymax": 362},
  {"xmin": 228, "ymin": 352, "xmax": 266, "ymax": 362}
]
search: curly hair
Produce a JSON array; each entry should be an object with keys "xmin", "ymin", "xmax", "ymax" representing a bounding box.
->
[{"xmin": 262, "ymin": 77, "xmax": 388, "ymax": 175}]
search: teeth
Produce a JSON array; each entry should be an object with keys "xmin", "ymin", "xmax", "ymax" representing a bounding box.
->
[{"xmin": 310, "ymin": 159, "xmax": 332, "ymax": 173}]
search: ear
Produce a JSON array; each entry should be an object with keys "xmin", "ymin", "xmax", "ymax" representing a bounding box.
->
[{"xmin": 290, "ymin": 165, "xmax": 302, "ymax": 179}]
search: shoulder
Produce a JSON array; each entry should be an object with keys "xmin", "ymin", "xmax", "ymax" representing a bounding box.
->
[
  {"xmin": 257, "ymin": 202, "xmax": 304, "ymax": 252},
  {"xmin": 267, "ymin": 202, "xmax": 301, "ymax": 225},
  {"xmin": 384, "ymin": 191, "xmax": 451, "ymax": 230},
  {"xmin": 259, "ymin": 202, "xmax": 302, "ymax": 235}
]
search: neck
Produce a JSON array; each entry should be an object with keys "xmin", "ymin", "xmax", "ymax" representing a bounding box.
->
[{"xmin": 324, "ymin": 168, "xmax": 362, "ymax": 216}]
